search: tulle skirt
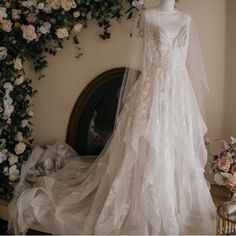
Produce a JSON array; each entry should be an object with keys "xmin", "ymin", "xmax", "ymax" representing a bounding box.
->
[{"xmin": 9, "ymin": 68, "xmax": 216, "ymax": 235}]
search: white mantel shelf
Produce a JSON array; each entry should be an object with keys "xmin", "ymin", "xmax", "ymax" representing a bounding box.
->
[{"xmin": 0, "ymin": 185, "xmax": 232, "ymax": 234}]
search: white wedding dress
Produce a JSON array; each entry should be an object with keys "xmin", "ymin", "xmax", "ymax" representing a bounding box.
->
[{"xmin": 9, "ymin": 9, "xmax": 216, "ymax": 235}]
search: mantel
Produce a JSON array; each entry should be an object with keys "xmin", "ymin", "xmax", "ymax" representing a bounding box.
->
[{"xmin": 0, "ymin": 185, "xmax": 231, "ymax": 234}]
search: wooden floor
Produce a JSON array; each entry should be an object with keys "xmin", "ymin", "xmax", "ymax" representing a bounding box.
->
[{"xmin": 0, "ymin": 184, "xmax": 233, "ymax": 235}]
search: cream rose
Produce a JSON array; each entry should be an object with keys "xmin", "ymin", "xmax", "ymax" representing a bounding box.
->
[
  {"xmin": 51, "ymin": 0, "xmax": 61, "ymax": 10},
  {"xmin": 14, "ymin": 142, "xmax": 26, "ymax": 155},
  {"xmin": 0, "ymin": 7, "xmax": 7, "ymax": 21},
  {"xmin": 56, "ymin": 27, "xmax": 69, "ymax": 39},
  {"xmin": 73, "ymin": 23, "xmax": 83, "ymax": 33},
  {"xmin": 14, "ymin": 58, "xmax": 23, "ymax": 70},
  {"xmin": 61, "ymin": 0, "xmax": 72, "ymax": 11},
  {"xmin": 14, "ymin": 76, "xmax": 24, "ymax": 85},
  {"xmin": 0, "ymin": 47, "xmax": 7, "ymax": 60},
  {"xmin": 39, "ymin": 22, "xmax": 51, "ymax": 34},
  {"xmin": 71, "ymin": 0, "xmax": 77, "ymax": 9},
  {"xmin": 2, "ymin": 19, "xmax": 12, "ymax": 32},
  {"xmin": 12, "ymin": 9, "xmax": 21, "ymax": 20},
  {"xmin": 15, "ymin": 132, "xmax": 23, "ymax": 142},
  {"xmin": 21, "ymin": 24, "xmax": 37, "ymax": 41},
  {"xmin": 9, "ymin": 165, "xmax": 20, "ymax": 181},
  {"xmin": 8, "ymin": 154, "xmax": 18, "ymax": 166},
  {"xmin": 37, "ymin": 2, "xmax": 45, "ymax": 10},
  {"xmin": 0, "ymin": 150, "xmax": 7, "ymax": 164},
  {"xmin": 73, "ymin": 11, "xmax": 80, "ymax": 18}
]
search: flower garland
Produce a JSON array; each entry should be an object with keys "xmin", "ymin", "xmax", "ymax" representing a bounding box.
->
[{"xmin": 0, "ymin": 0, "xmax": 142, "ymax": 199}]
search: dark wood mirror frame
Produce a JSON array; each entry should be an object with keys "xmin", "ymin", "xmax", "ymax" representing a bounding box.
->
[{"xmin": 66, "ymin": 67, "xmax": 126, "ymax": 157}]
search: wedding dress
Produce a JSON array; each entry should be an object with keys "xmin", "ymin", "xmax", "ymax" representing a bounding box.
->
[{"xmin": 8, "ymin": 8, "xmax": 216, "ymax": 235}]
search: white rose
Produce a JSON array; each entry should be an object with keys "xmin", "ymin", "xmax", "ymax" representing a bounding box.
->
[
  {"xmin": 21, "ymin": 119, "xmax": 29, "ymax": 128},
  {"xmin": 8, "ymin": 154, "xmax": 18, "ymax": 166},
  {"xmin": 214, "ymin": 173, "xmax": 224, "ymax": 186},
  {"xmin": 0, "ymin": 47, "xmax": 7, "ymax": 60},
  {"xmin": 14, "ymin": 76, "xmax": 25, "ymax": 86},
  {"xmin": 15, "ymin": 132, "xmax": 24, "ymax": 142},
  {"xmin": 0, "ymin": 139, "xmax": 6, "ymax": 147},
  {"xmin": 44, "ymin": 4, "xmax": 52, "ymax": 13},
  {"xmin": 73, "ymin": 23, "xmax": 83, "ymax": 33},
  {"xmin": 3, "ymin": 104, "xmax": 14, "ymax": 119},
  {"xmin": 22, "ymin": 0, "xmax": 37, "ymax": 8},
  {"xmin": 14, "ymin": 58, "xmax": 23, "ymax": 70},
  {"xmin": 0, "ymin": 7, "xmax": 7, "ymax": 21},
  {"xmin": 231, "ymin": 137, "xmax": 236, "ymax": 145},
  {"xmin": 15, "ymin": 142, "xmax": 26, "ymax": 155},
  {"xmin": 3, "ymin": 82, "xmax": 13, "ymax": 91},
  {"xmin": 12, "ymin": 9, "xmax": 22, "ymax": 20},
  {"xmin": 39, "ymin": 22, "xmax": 51, "ymax": 34},
  {"xmin": 9, "ymin": 165, "xmax": 20, "ymax": 181},
  {"xmin": 28, "ymin": 111, "xmax": 34, "ymax": 117},
  {"xmin": 21, "ymin": 24, "xmax": 37, "ymax": 42},
  {"xmin": 56, "ymin": 28, "xmax": 69, "ymax": 39},
  {"xmin": 4, "ymin": 96, "xmax": 13, "ymax": 105},
  {"xmin": 132, "ymin": 0, "xmax": 144, "ymax": 9},
  {"xmin": 73, "ymin": 11, "xmax": 80, "ymax": 18},
  {"xmin": 3, "ymin": 166, "xmax": 9, "ymax": 175},
  {"xmin": 2, "ymin": 19, "xmax": 12, "ymax": 32},
  {"xmin": 0, "ymin": 150, "xmax": 7, "ymax": 163},
  {"xmin": 38, "ymin": 2, "xmax": 45, "ymax": 10},
  {"xmin": 51, "ymin": 0, "xmax": 61, "ymax": 10}
]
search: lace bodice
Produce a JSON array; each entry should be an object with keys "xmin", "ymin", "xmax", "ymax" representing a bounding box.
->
[{"xmin": 142, "ymin": 10, "xmax": 191, "ymax": 72}]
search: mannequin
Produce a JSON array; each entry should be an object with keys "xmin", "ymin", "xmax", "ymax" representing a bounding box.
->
[
  {"xmin": 158, "ymin": 0, "xmax": 176, "ymax": 12},
  {"xmin": 146, "ymin": 0, "xmax": 190, "ymax": 38}
]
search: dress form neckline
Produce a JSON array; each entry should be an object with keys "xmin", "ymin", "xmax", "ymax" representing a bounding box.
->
[{"xmin": 155, "ymin": 8, "xmax": 180, "ymax": 15}]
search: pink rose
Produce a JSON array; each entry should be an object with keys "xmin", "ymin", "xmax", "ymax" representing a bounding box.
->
[
  {"xmin": 73, "ymin": 23, "xmax": 83, "ymax": 33},
  {"xmin": 26, "ymin": 13, "xmax": 36, "ymax": 23},
  {"xmin": 219, "ymin": 150, "xmax": 233, "ymax": 161},
  {"xmin": 218, "ymin": 158, "xmax": 231, "ymax": 172}
]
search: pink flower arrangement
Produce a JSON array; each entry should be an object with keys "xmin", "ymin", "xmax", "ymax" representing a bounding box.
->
[{"xmin": 206, "ymin": 137, "xmax": 236, "ymax": 191}]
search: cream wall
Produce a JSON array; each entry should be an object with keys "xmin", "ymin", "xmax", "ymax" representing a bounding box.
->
[
  {"xmin": 29, "ymin": 0, "xmax": 227, "ymax": 146},
  {"xmin": 225, "ymin": 0, "xmax": 236, "ymax": 137}
]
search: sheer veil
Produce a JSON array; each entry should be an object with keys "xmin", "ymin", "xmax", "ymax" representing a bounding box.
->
[
  {"xmin": 114, "ymin": 9, "xmax": 144, "ymax": 128},
  {"xmin": 115, "ymin": 6, "xmax": 209, "ymax": 128}
]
